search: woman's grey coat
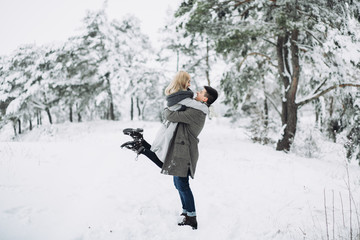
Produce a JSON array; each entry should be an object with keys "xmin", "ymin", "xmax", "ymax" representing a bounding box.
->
[{"xmin": 161, "ymin": 106, "xmax": 207, "ymax": 179}]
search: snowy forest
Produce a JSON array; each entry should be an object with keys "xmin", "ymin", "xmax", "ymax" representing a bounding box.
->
[
  {"xmin": 1, "ymin": 0, "xmax": 360, "ymax": 158},
  {"xmin": 2, "ymin": 1, "xmax": 360, "ymax": 239}
]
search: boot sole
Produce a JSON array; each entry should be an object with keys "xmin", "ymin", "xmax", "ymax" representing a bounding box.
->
[{"xmin": 123, "ymin": 128, "xmax": 143, "ymax": 134}]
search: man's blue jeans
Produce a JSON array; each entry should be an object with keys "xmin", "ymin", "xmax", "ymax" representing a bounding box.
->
[
  {"xmin": 173, "ymin": 175, "xmax": 196, "ymax": 217},
  {"xmin": 140, "ymin": 140, "xmax": 196, "ymax": 216}
]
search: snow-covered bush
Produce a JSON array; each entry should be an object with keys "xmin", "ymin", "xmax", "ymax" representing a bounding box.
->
[
  {"xmin": 245, "ymin": 102, "xmax": 277, "ymax": 146},
  {"xmin": 291, "ymin": 127, "xmax": 322, "ymax": 158}
]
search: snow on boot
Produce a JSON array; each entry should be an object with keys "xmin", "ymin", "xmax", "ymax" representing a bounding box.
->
[
  {"xmin": 123, "ymin": 128, "xmax": 144, "ymax": 141},
  {"xmin": 178, "ymin": 215, "xmax": 198, "ymax": 230}
]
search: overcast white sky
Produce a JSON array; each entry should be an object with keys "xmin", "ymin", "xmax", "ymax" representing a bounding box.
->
[{"xmin": 0, "ymin": 0, "xmax": 182, "ymax": 56}]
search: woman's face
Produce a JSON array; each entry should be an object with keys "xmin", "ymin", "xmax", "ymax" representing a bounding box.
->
[{"xmin": 186, "ymin": 78, "xmax": 191, "ymax": 89}]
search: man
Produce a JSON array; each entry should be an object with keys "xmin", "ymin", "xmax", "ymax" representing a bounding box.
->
[{"xmin": 121, "ymin": 86, "xmax": 218, "ymax": 230}]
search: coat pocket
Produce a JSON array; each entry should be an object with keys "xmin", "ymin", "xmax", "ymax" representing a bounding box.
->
[{"xmin": 174, "ymin": 139, "xmax": 190, "ymax": 160}]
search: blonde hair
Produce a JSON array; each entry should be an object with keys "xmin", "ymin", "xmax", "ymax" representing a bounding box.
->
[{"xmin": 164, "ymin": 71, "xmax": 190, "ymax": 96}]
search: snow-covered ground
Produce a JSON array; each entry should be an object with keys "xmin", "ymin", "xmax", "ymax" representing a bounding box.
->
[{"xmin": 0, "ymin": 119, "xmax": 360, "ymax": 240}]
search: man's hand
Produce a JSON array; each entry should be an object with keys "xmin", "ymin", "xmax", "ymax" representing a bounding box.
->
[{"xmin": 179, "ymin": 105, "xmax": 187, "ymax": 111}]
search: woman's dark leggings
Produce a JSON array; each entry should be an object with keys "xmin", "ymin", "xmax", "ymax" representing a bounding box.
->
[{"xmin": 141, "ymin": 140, "xmax": 164, "ymax": 168}]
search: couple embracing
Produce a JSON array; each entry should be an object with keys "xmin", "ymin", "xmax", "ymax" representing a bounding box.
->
[{"xmin": 121, "ymin": 70, "xmax": 218, "ymax": 230}]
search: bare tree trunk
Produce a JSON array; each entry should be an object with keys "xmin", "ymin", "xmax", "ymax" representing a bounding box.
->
[
  {"xmin": 36, "ymin": 110, "xmax": 41, "ymax": 126},
  {"xmin": 130, "ymin": 97, "xmax": 134, "ymax": 121},
  {"xmin": 18, "ymin": 119, "xmax": 21, "ymax": 134},
  {"xmin": 205, "ymin": 38, "xmax": 211, "ymax": 86},
  {"xmin": 262, "ymin": 78, "xmax": 269, "ymax": 129},
  {"xmin": 105, "ymin": 72, "xmax": 115, "ymax": 120},
  {"xmin": 69, "ymin": 104, "xmax": 73, "ymax": 122},
  {"xmin": 328, "ymin": 96, "xmax": 337, "ymax": 142},
  {"xmin": 277, "ymin": 102, "xmax": 298, "ymax": 151},
  {"xmin": 78, "ymin": 113, "xmax": 82, "ymax": 122},
  {"xmin": 329, "ymin": 96, "xmax": 334, "ymax": 117},
  {"xmin": 136, "ymin": 97, "xmax": 141, "ymax": 119},
  {"xmin": 276, "ymin": 33, "xmax": 290, "ymax": 124},
  {"xmin": 314, "ymin": 98, "xmax": 321, "ymax": 127},
  {"xmin": 45, "ymin": 107, "xmax": 52, "ymax": 124},
  {"xmin": 29, "ymin": 119, "xmax": 32, "ymax": 131},
  {"xmin": 276, "ymin": 34, "xmax": 289, "ymax": 150},
  {"xmin": 109, "ymin": 102, "xmax": 114, "ymax": 120},
  {"xmin": 276, "ymin": 29, "xmax": 300, "ymax": 151}
]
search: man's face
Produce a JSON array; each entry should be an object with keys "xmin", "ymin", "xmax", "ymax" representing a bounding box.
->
[{"xmin": 195, "ymin": 88, "xmax": 208, "ymax": 103}]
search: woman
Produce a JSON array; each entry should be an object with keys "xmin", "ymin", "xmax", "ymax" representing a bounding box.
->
[
  {"xmin": 121, "ymin": 70, "xmax": 208, "ymax": 166},
  {"xmin": 151, "ymin": 71, "xmax": 208, "ymax": 162}
]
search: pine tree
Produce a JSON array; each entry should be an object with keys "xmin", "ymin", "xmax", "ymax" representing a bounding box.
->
[
  {"xmin": 0, "ymin": 44, "xmax": 47, "ymax": 132},
  {"xmin": 162, "ymin": 6, "xmax": 219, "ymax": 88},
  {"xmin": 0, "ymin": 7, "xmax": 163, "ymax": 132},
  {"xmin": 175, "ymin": 0, "xmax": 360, "ymax": 151},
  {"xmin": 110, "ymin": 15, "xmax": 159, "ymax": 120}
]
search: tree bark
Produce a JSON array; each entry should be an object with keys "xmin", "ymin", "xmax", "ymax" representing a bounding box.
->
[
  {"xmin": 262, "ymin": 78, "xmax": 269, "ymax": 129},
  {"xmin": 130, "ymin": 97, "xmax": 134, "ymax": 121},
  {"xmin": 45, "ymin": 107, "xmax": 53, "ymax": 124},
  {"xmin": 329, "ymin": 96, "xmax": 334, "ymax": 117},
  {"xmin": 276, "ymin": 29, "xmax": 300, "ymax": 151},
  {"xmin": 69, "ymin": 105, "xmax": 73, "ymax": 122},
  {"xmin": 136, "ymin": 97, "xmax": 141, "ymax": 119},
  {"xmin": 314, "ymin": 98, "xmax": 321, "ymax": 127},
  {"xmin": 18, "ymin": 119, "xmax": 21, "ymax": 134},
  {"xmin": 276, "ymin": 34, "xmax": 288, "ymax": 149},
  {"xmin": 109, "ymin": 102, "xmax": 115, "ymax": 120},
  {"xmin": 105, "ymin": 72, "xmax": 115, "ymax": 120},
  {"xmin": 29, "ymin": 119, "xmax": 32, "ymax": 131},
  {"xmin": 276, "ymin": 34, "xmax": 290, "ymax": 125},
  {"xmin": 205, "ymin": 38, "xmax": 211, "ymax": 86},
  {"xmin": 36, "ymin": 110, "xmax": 41, "ymax": 126}
]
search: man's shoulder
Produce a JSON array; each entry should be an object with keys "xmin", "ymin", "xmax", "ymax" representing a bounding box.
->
[
  {"xmin": 179, "ymin": 99, "xmax": 208, "ymax": 114},
  {"xmin": 186, "ymin": 107, "xmax": 207, "ymax": 118}
]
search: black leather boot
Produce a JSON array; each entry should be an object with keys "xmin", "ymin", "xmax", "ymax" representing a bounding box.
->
[
  {"xmin": 120, "ymin": 140, "xmax": 145, "ymax": 154},
  {"xmin": 178, "ymin": 215, "xmax": 197, "ymax": 230},
  {"xmin": 123, "ymin": 128, "xmax": 144, "ymax": 141}
]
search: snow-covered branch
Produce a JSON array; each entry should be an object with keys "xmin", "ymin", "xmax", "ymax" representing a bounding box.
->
[
  {"xmin": 264, "ymin": 91, "xmax": 281, "ymax": 117},
  {"xmin": 303, "ymin": 29, "xmax": 324, "ymax": 46},
  {"xmin": 297, "ymin": 83, "xmax": 360, "ymax": 107},
  {"xmin": 313, "ymin": 78, "xmax": 328, "ymax": 94}
]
